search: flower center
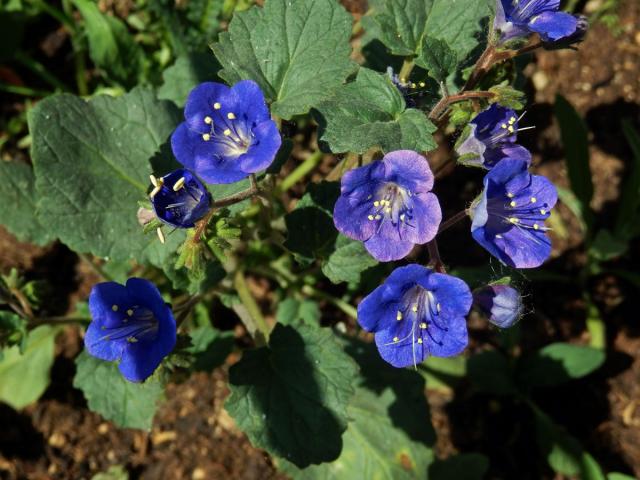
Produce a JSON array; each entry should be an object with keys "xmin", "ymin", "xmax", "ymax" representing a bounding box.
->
[
  {"xmin": 99, "ymin": 305, "xmax": 159, "ymax": 344},
  {"xmin": 200, "ymin": 103, "xmax": 254, "ymax": 157},
  {"xmin": 478, "ymin": 115, "xmax": 518, "ymax": 146},
  {"xmin": 366, "ymin": 183, "xmax": 414, "ymax": 226},
  {"xmin": 487, "ymin": 191, "xmax": 550, "ymax": 234},
  {"xmin": 389, "ymin": 286, "xmax": 448, "ymax": 348}
]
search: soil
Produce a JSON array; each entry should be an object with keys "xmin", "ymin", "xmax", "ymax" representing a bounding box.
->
[{"xmin": 1, "ymin": 0, "xmax": 640, "ymax": 479}]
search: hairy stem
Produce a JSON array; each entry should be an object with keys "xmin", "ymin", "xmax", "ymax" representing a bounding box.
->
[
  {"xmin": 426, "ymin": 240, "xmax": 446, "ymax": 273},
  {"xmin": 301, "ymin": 285, "xmax": 358, "ymax": 320},
  {"xmin": 399, "ymin": 58, "xmax": 415, "ymax": 82},
  {"xmin": 438, "ymin": 210, "xmax": 469, "ymax": 234},
  {"xmin": 429, "ymin": 91, "xmax": 496, "ymax": 121}
]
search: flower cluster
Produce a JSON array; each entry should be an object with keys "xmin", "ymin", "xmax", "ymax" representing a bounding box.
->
[{"xmin": 494, "ymin": 0, "xmax": 587, "ymax": 46}]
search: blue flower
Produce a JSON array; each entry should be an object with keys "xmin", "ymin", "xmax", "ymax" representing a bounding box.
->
[
  {"xmin": 150, "ymin": 169, "xmax": 211, "ymax": 228},
  {"xmin": 494, "ymin": 0, "xmax": 585, "ymax": 44},
  {"xmin": 85, "ymin": 278, "xmax": 176, "ymax": 382},
  {"xmin": 333, "ymin": 150, "xmax": 442, "ymax": 262},
  {"xmin": 470, "ymin": 158, "xmax": 557, "ymax": 268},
  {"xmin": 171, "ymin": 80, "xmax": 282, "ymax": 184},
  {"xmin": 386, "ymin": 67, "xmax": 425, "ymax": 108},
  {"xmin": 474, "ymin": 284, "xmax": 523, "ymax": 328},
  {"xmin": 357, "ymin": 265, "xmax": 472, "ymax": 368},
  {"xmin": 455, "ymin": 104, "xmax": 532, "ymax": 169}
]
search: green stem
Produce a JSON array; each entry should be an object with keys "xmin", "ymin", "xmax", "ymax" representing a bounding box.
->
[
  {"xmin": 585, "ymin": 295, "xmax": 606, "ymax": 350},
  {"xmin": 61, "ymin": 0, "xmax": 89, "ymax": 96},
  {"xmin": 79, "ymin": 253, "xmax": 114, "ymax": 282},
  {"xmin": 398, "ymin": 58, "xmax": 415, "ymax": 82},
  {"xmin": 234, "ymin": 269, "xmax": 270, "ymax": 345},
  {"xmin": 0, "ymin": 83, "xmax": 52, "ymax": 97},
  {"xmin": 438, "ymin": 210, "xmax": 469, "ymax": 234},
  {"xmin": 15, "ymin": 51, "xmax": 69, "ymax": 92},
  {"xmin": 302, "ymin": 285, "xmax": 357, "ymax": 320},
  {"xmin": 26, "ymin": 0, "xmax": 75, "ymax": 30},
  {"xmin": 277, "ymin": 151, "xmax": 323, "ymax": 194}
]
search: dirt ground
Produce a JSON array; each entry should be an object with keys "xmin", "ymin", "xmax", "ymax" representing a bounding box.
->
[{"xmin": 1, "ymin": 0, "xmax": 639, "ymax": 479}]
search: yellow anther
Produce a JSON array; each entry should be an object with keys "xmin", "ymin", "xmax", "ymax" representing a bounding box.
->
[
  {"xmin": 385, "ymin": 207, "xmax": 392, "ymax": 213},
  {"xmin": 533, "ymin": 223, "xmax": 540, "ymax": 230},
  {"xmin": 375, "ymin": 215, "xmax": 382, "ymax": 220},
  {"xmin": 420, "ymin": 322, "xmax": 427, "ymax": 329},
  {"xmin": 501, "ymin": 123, "xmax": 508, "ymax": 129},
  {"xmin": 173, "ymin": 177, "xmax": 186, "ymax": 191},
  {"xmin": 368, "ymin": 215, "xmax": 374, "ymax": 221},
  {"xmin": 157, "ymin": 227, "xmax": 165, "ymax": 244},
  {"xmin": 410, "ymin": 82, "xmax": 417, "ymax": 88},
  {"xmin": 227, "ymin": 112, "xmax": 236, "ymax": 120},
  {"xmin": 507, "ymin": 192, "xmax": 514, "ymax": 198},
  {"xmin": 101, "ymin": 326, "xmax": 106, "ymax": 330},
  {"xmin": 509, "ymin": 116, "xmax": 517, "ymax": 124},
  {"xmin": 111, "ymin": 305, "xmax": 118, "ymax": 312},
  {"xmin": 127, "ymin": 309, "xmax": 133, "ymax": 316},
  {"xmin": 412, "ymin": 304, "xmax": 418, "ymax": 313},
  {"xmin": 397, "ymin": 311, "xmax": 403, "ymax": 321},
  {"xmin": 530, "ymin": 197, "xmax": 537, "ymax": 203},
  {"xmin": 374, "ymin": 201, "xmax": 380, "ymax": 207},
  {"xmin": 400, "ymin": 214, "xmax": 406, "ymax": 222},
  {"xmin": 213, "ymin": 102, "xmax": 221, "ymax": 110},
  {"xmin": 509, "ymin": 217, "xmax": 519, "ymax": 224},
  {"xmin": 400, "ymin": 77, "xmax": 406, "ymax": 84},
  {"xmin": 223, "ymin": 128, "xmax": 232, "ymax": 136},
  {"xmin": 417, "ymin": 338, "xmax": 423, "ymax": 344},
  {"xmin": 149, "ymin": 174, "xmax": 158, "ymax": 187},
  {"xmin": 508, "ymin": 126, "xmax": 515, "ymax": 133},
  {"xmin": 204, "ymin": 116, "xmax": 213, "ymax": 124},
  {"xmin": 127, "ymin": 337, "xmax": 138, "ymax": 343},
  {"xmin": 510, "ymin": 201, "xmax": 516, "ymax": 207},
  {"xmin": 202, "ymin": 133, "xmax": 211, "ymax": 141},
  {"xmin": 419, "ymin": 81, "xmax": 426, "ymax": 87},
  {"xmin": 393, "ymin": 336, "xmax": 400, "ymax": 343},
  {"xmin": 540, "ymin": 209, "xmax": 547, "ymax": 215}
]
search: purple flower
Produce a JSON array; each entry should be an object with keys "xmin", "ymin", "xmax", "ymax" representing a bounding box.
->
[
  {"xmin": 85, "ymin": 278, "xmax": 176, "ymax": 382},
  {"xmin": 150, "ymin": 169, "xmax": 211, "ymax": 228},
  {"xmin": 474, "ymin": 284, "xmax": 523, "ymax": 328},
  {"xmin": 494, "ymin": 0, "xmax": 585, "ymax": 44},
  {"xmin": 470, "ymin": 158, "xmax": 557, "ymax": 268},
  {"xmin": 358, "ymin": 265, "xmax": 472, "ymax": 368},
  {"xmin": 455, "ymin": 104, "xmax": 532, "ymax": 169},
  {"xmin": 333, "ymin": 150, "xmax": 442, "ymax": 262},
  {"xmin": 171, "ymin": 80, "xmax": 281, "ymax": 184}
]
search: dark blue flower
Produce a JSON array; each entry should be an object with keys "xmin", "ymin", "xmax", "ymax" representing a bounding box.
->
[
  {"xmin": 386, "ymin": 67, "xmax": 426, "ymax": 108},
  {"xmin": 85, "ymin": 278, "xmax": 176, "ymax": 382},
  {"xmin": 150, "ymin": 169, "xmax": 212, "ymax": 228},
  {"xmin": 358, "ymin": 265, "xmax": 472, "ymax": 368},
  {"xmin": 455, "ymin": 104, "xmax": 532, "ymax": 169},
  {"xmin": 542, "ymin": 14, "xmax": 588, "ymax": 49},
  {"xmin": 171, "ymin": 80, "xmax": 281, "ymax": 184},
  {"xmin": 474, "ymin": 284, "xmax": 523, "ymax": 328},
  {"xmin": 494, "ymin": 0, "xmax": 584, "ymax": 44},
  {"xmin": 333, "ymin": 150, "xmax": 442, "ymax": 262},
  {"xmin": 470, "ymin": 158, "xmax": 557, "ymax": 268}
]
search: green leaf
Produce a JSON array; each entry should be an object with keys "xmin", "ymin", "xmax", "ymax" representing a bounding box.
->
[
  {"xmin": 276, "ymin": 297, "xmax": 321, "ymax": 326},
  {"xmin": 315, "ymin": 68, "xmax": 437, "ymax": 154},
  {"xmin": 418, "ymin": 356, "xmax": 467, "ymax": 392},
  {"xmin": 556, "ymin": 185, "xmax": 588, "ymax": 233},
  {"xmin": 416, "ymin": 36, "xmax": 458, "ymax": 83},
  {"xmin": 212, "ymin": 0, "xmax": 356, "ymax": 119},
  {"xmin": 589, "ymin": 229, "xmax": 628, "ymax": 261},
  {"xmin": 225, "ymin": 323, "xmax": 358, "ymax": 467},
  {"xmin": 532, "ymin": 404, "xmax": 583, "ymax": 476},
  {"xmin": 608, "ymin": 473, "xmax": 637, "ymax": 480},
  {"xmin": 321, "ymin": 234, "xmax": 378, "ymax": 284},
  {"xmin": 284, "ymin": 181, "xmax": 340, "ymax": 263},
  {"xmin": 72, "ymin": 0, "xmax": 143, "ymax": 86},
  {"xmin": 429, "ymin": 453, "xmax": 489, "ymax": 480},
  {"xmin": 467, "ymin": 349, "xmax": 517, "ymax": 395},
  {"xmin": 0, "ymin": 160, "xmax": 54, "ymax": 245},
  {"xmin": 29, "ymin": 88, "xmax": 185, "ymax": 266},
  {"xmin": 280, "ymin": 338, "xmax": 435, "ymax": 479},
  {"xmin": 73, "ymin": 351, "xmax": 165, "ymax": 430},
  {"xmin": 615, "ymin": 121, "xmax": 640, "ymax": 240},
  {"xmin": 158, "ymin": 53, "xmax": 221, "ymax": 107},
  {"xmin": 187, "ymin": 325, "xmax": 234, "ymax": 372},
  {"xmin": 362, "ymin": 0, "xmax": 492, "ymax": 59},
  {"xmin": 91, "ymin": 465, "xmax": 129, "ymax": 480},
  {"xmin": 517, "ymin": 343, "xmax": 605, "ymax": 388},
  {"xmin": 0, "ymin": 326, "xmax": 57, "ymax": 409},
  {"xmin": 554, "ymin": 95, "xmax": 594, "ymax": 230}
]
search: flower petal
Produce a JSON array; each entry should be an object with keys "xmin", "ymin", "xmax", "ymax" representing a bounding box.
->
[{"xmin": 528, "ymin": 10, "xmax": 579, "ymax": 42}]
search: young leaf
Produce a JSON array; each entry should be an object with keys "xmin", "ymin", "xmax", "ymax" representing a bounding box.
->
[
  {"xmin": 554, "ymin": 95, "xmax": 594, "ymax": 230},
  {"xmin": 280, "ymin": 339, "xmax": 435, "ymax": 479},
  {"xmin": 73, "ymin": 351, "xmax": 165, "ymax": 430},
  {"xmin": 29, "ymin": 88, "xmax": 185, "ymax": 267},
  {"xmin": 225, "ymin": 323, "xmax": 358, "ymax": 467},
  {"xmin": 71, "ymin": 0, "xmax": 144, "ymax": 86},
  {"xmin": 0, "ymin": 160, "xmax": 54, "ymax": 245},
  {"xmin": 0, "ymin": 326, "xmax": 57, "ymax": 409},
  {"xmin": 276, "ymin": 298, "xmax": 321, "ymax": 326},
  {"xmin": 321, "ymin": 235, "xmax": 378, "ymax": 284},
  {"xmin": 362, "ymin": 0, "xmax": 491, "ymax": 60},
  {"xmin": 516, "ymin": 343, "xmax": 605, "ymax": 388},
  {"xmin": 212, "ymin": 0, "xmax": 356, "ymax": 119},
  {"xmin": 315, "ymin": 68, "xmax": 437, "ymax": 154},
  {"xmin": 158, "ymin": 53, "xmax": 221, "ymax": 107},
  {"xmin": 416, "ymin": 36, "xmax": 458, "ymax": 83}
]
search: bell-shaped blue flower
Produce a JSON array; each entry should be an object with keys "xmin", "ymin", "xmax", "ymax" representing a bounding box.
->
[
  {"xmin": 171, "ymin": 80, "xmax": 282, "ymax": 184},
  {"xmin": 333, "ymin": 150, "xmax": 442, "ymax": 262},
  {"xmin": 494, "ymin": 0, "xmax": 585, "ymax": 44},
  {"xmin": 150, "ymin": 169, "xmax": 212, "ymax": 228},
  {"xmin": 358, "ymin": 265, "xmax": 472, "ymax": 368},
  {"xmin": 85, "ymin": 278, "xmax": 176, "ymax": 382},
  {"xmin": 470, "ymin": 158, "xmax": 557, "ymax": 268},
  {"xmin": 455, "ymin": 104, "xmax": 532, "ymax": 169},
  {"xmin": 474, "ymin": 284, "xmax": 523, "ymax": 328}
]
